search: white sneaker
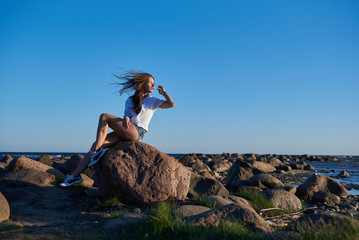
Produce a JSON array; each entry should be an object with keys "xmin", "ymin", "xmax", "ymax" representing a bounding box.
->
[
  {"xmin": 88, "ymin": 147, "xmax": 106, "ymax": 167},
  {"xmin": 59, "ymin": 174, "xmax": 83, "ymax": 187}
]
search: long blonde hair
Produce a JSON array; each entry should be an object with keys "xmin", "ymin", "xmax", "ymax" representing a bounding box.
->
[{"xmin": 114, "ymin": 71, "xmax": 154, "ymax": 114}]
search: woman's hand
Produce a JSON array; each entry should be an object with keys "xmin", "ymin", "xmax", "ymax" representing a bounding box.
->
[
  {"xmin": 122, "ymin": 116, "xmax": 130, "ymax": 129},
  {"xmin": 157, "ymin": 85, "xmax": 166, "ymax": 95}
]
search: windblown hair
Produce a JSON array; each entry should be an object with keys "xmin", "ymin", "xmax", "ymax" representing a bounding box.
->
[{"xmin": 114, "ymin": 70, "xmax": 154, "ymax": 114}]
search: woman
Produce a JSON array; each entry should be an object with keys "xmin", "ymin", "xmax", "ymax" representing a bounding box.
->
[{"xmin": 60, "ymin": 71, "xmax": 175, "ymax": 187}]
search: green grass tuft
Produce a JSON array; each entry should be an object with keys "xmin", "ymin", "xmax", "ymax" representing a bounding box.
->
[
  {"xmin": 234, "ymin": 190, "xmax": 273, "ymax": 211},
  {"xmin": 192, "ymin": 196, "xmax": 220, "ymax": 209},
  {"xmin": 93, "ymin": 196, "xmax": 122, "ymax": 211},
  {"xmin": 291, "ymin": 219, "xmax": 359, "ymax": 240},
  {"xmin": 0, "ymin": 224, "xmax": 22, "ymax": 232}
]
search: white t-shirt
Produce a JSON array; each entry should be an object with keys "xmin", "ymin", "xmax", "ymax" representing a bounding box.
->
[{"xmin": 124, "ymin": 96, "xmax": 165, "ymax": 131}]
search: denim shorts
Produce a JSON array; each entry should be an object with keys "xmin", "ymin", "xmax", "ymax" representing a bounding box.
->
[{"xmin": 135, "ymin": 125, "xmax": 147, "ymax": 141}]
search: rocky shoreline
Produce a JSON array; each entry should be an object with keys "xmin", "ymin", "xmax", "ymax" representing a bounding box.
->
[{"xmin": 0, "ymin": 143, "xmax": 358, "ymax": 239}]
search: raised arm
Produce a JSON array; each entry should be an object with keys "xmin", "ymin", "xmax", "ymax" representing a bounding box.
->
[{"xmin": 157, "ymin": 85, "xmax": 175, "ymax": 109}]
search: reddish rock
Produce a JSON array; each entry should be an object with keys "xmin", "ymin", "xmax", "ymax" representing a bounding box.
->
[
  {"xmin": 0, "ymin": 169, "xmax": 55, "ymax": 186},
  {"xmin": 95, "ymin": 141, "xmax": 191, "ymax": 206},
  {"xmin": 8, "ymin": 156, "xmax": 64, "ymax": 179},
  {"xmin": 0, "ymin": 192, "xmax": 10, "ymax": 222}
]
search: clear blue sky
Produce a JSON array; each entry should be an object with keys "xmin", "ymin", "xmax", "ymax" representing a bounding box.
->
[{"xmin": 1, "ymin": 0, "xmax": 358, "ymax": 155}]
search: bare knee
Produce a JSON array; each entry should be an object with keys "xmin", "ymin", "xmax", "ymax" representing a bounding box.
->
[{"xmin": 99, "ymin": 113, "xmax": 109, "ymax": 121}]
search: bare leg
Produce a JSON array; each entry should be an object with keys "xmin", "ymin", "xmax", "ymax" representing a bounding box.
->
[
  {"xmin": 71, "ymin": 132, "xmax": 121, "ymax": 176},
  {"xmin": 92, "ymin": 113, "xmax": 138, "ymax": 152}
]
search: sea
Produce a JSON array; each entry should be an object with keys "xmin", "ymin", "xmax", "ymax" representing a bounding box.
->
[{"xmin": 1, "ymin": 152, "xmax": 359, "ymax": 195}]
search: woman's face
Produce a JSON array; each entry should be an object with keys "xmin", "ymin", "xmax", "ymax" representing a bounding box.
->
[{"xmin": 144, "ymin": 77, "xmax": 155, "ymax": 93}]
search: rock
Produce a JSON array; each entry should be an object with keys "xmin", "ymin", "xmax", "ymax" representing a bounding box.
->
[
  {"xmin": 336, "ymin": 170, "xmax": 350, "ymax": 178},
  {"xmin": 0, "ymin": 169, "xmax": 55, "ymax": 186},
  {"xmin": 251, "ymin": 161, "xmax": 276, "ymax": 173},
  {"xmin": 179, "ymin": 155, "xmax": 197, "ymax": 165},
  {"xmin": 80, "ymin": 173, "xmax": 94, "ymax": 187},
  {"xmin": 277, "ymin": 165, "xmax": 292, "ymax": 172},
  {"xmin": 204, "ymin": 195, "xmax": 253, "ymax": 208},
  {"xmin": 261, "ymin": 189, "xmax": 302, "ymax": 212},
  {"xmin": 95, "ymin": 141, "xmax": 191, "ymax": 206},
  {"xmin": 0, "ymin": 163, "xmax": 6, "ymax": 174},
  {"xmin": 226, "ymin": 159, "xmax": 276, "ymax": 192},
  {"xmin": 312, "ymin": 191, "xmax": 341, "ymax": 205},
  {"xmin": 304, "ymin": 165, "xmax": 315, "ymax": 172},
  {"xmin": 212, "ymin": 163, "xmax": 228, "ymax": 173},
  {"xmin": 102, "ymin": 213, "xmax": 147, "ymax": 229},
  {"xmin": 266, "ymin": 158, "xmax": 282, "ymax": 167},
  {"xmin": 290, "ymin": 163, "xmax": 304, "ymax": 170},
  {"xmin": 188, "ymin": 172, "xmax": 229, "ymax": 197},
  {"xmin": 0, "ymin": 155, "xmax": 13, "ymax": 167},
  {"xmin": 174, "ymin": 205, "xmax": 211, "ymax": 218},
  {"xmin": 36, "ymin": 154, "xmax": 54, "ymax": 166},
  {"xmin": 282, "ymin": 186, "xmax": 296, "ymax": 194},
  {"xmin": 0, "ymin": 192, "xmax": 10, "ymax": 222},
  {"xmin": 296, "ymin": 175, "xmax": 349, "ymax": 200},
  {"xmin": 66, "ymin": 154, "xmax": 94, "ymax": 178},
  {"xmin": 188, "ymin": 160, "xmax": 211, "ymax": 172},
  {"xmin": 249, "ymin": 173, "xmax": 284, "ymax": 189},
  {"xmin": 187, "ymin": 203, "xmax": 272, "ymax": 232},
  {"xmin": 197, "ymin": 171, "xmax": 216, "ymax": 180},
  {"xmin": 8, "ymin": 156, "xmax": 64, "ymax": 179}
]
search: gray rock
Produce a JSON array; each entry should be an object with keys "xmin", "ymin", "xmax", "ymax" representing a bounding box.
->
[
  {"xmin": 188, "ymin": 172, "xmax": 229, "ymax": 197},
  {"xmin": 336, "ymin": 170, "xmax": 350, "ymax": 178},
  {"xmin": 174, "ymin": 205, "xmax": 211, "ymax": 218},
  {"xmin": 296, "ymin": 175, "xmax": 349, "ymax": 200},
  {"xmin": 249, "ymin": 173, "xmax": 284, "ymax": 189},
  {"xmin": 187, "ymin": 203, "xmax": 272, "ymax": 232},
  {"xmin": 261, "ymin": 189, "xmax": 302, "ymax": 212},
  {"xmin": 312, "ymin": 191, "xmax": 340, "ymax": 205},
  {"xmin": 102, "ymin": 213, "xmax": 147, "ymax": 229},
  {"xmin": 204, "ymin": 195, "xmax": 253, "ymax": 208}
]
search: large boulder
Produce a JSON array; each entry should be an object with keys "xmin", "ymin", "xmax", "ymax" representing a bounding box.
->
[
  {"xmin": 8, "ymin": 156, "xmax": 64, "ymax": 179},
  {"xmin": 95, "ymin": 141, "xmax": 191, "ymax": 206},
  {"xmin": 0, "ymin": 169, "xmax": 55, "ymax": 186},
  {"xmin": 248, "ymin": 173, "xmax": 284, "ymax": 189},
  {"xmin": 187, "ymin": 203, "xmax": 272, "ymax": 232},
  {"xmin": 188, "ymin": 172, "xmax": 229, "ymax": 197},
  {"xmin": 0, "ymin": 192, "xmax": 10, "ymax": 222},
  {"xmin": 261, "ymin": 189, "xmax": 302, "ymax": 212},
  {"xmin": 225, "ymin": 159, "xmax": 276, "ymax": 191},
  {"xmin": 296, "ymin": 175, "xmax": 349, "ymax": 200}
]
